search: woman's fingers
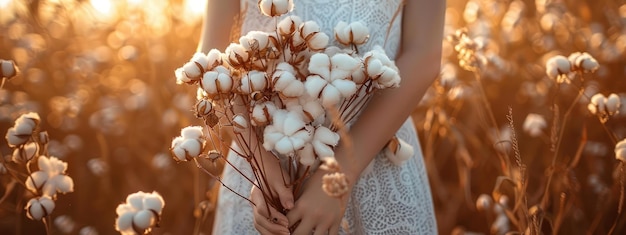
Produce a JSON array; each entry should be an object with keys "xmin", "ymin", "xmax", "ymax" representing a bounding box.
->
[
  {"xmin": 330, "ymin": 223, "xmax": 340, "ymax": 235},
  {"xmin": 251, "ymin": 186, "xmax": 290, "ymax": 232},
  {"xmin": 275, "ymin": 182, "xmax": 294, "ymax": 210}
]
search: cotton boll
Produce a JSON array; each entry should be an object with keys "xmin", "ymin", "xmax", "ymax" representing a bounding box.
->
[
  {"xmin": 476, "ymin": 194, "xmax": 493, "ymax": 212},
  {"xmin": 304, "ymin": 75, "xmax": 328, "ymax": 98},
  {"xmin": 588, "ymin": 93, "xmax": 606, "ymax": 115},
  {"xmin": 331, "ymin": 79, "xmax": 357, "ymax": 97},
  {"xmin": 347, "ymin": 22, "xmax": 369, "ymax": 45},
  {"xmin": 308, "ymin": 53, "xmax": 331, "ymax": 78},
  {"xmin": 25, "ymin": 197, "xmax": 55, "ymax": 220},
  {"xmin": 0, "ymin": 59, "xmax": 18, "ymax": 79},
  {"xmin": 298, "ymin": 143, "xmax": 316, "ymax": 166},
  {"xmin": 181, "ymin": 126, "xmax": 203, "ymax": 140},
  {"xmin": 190, "ymin": 52, "xmax": 209, "ymax": 71},
  {"xmin": 251, "ymin": 102, "xmax": 277, "ymax": 126},
  {"xmin": 282, "ymin": 112, "xmax": 305, "ymax": 136},
  {"xmin": 240, "ymin": 71, "xmax": 267, "ymax": 94},
  {"xmin": 307, "ymin": 33, "xmax": 329, "ymax": 51},
  {"xmin": 366, "ymin": 58, "xmax": 384, "ymax": 77},
  {"xmin": 126, "ymin": 192, "xmax": 146, "ymax": 210},
  {"xmin": 258, "ymin": 0, "xmax": 294, "ymax": 17},
  {"xmin": 301, "ymin": 99, "xmax": 324, "ymax": 122},
  {"xmin": 225, "ymin": 43, "xmax": 249, "ymax": 67},
  {"xmin": 300, "ymin": 21, "xmax": 321, "ymax": 39},
  {"xmin": 384, "ymin": 137, "xmax": 414, "ymax": 166},
  {"xmin": 6, "ymin": 127, "xmax": 29, "ymax": 147},
  {"xmin": 523, "ymin": 113, "xmax": 547, "ymax": 137},
  {"xmin": 273, "ymin": 70, "xmax": 304, "ymax": 97},
  {"xmin": 26, "ymin": 171, "xmax": 48, "ymax": 192},
  {"xmin": 314, "ymin": 127, "xmax": 339, "ymax": 146},
  {"xmin": 180, "ymin": 139, "xmax": 203, "ymax": 157},
  {"xmin": 49, "ymin": 174, "xmax": 74, "ymax": 195},
  {"xmin": 278, "ymin": 16, "xmax": 303, "ymax": 36},
  {"xmin": 616, "ymin": 139, "xmax": 626, "ymax": 162},
  {"xmin": 313, "ymin": 141, "xmax": 335, "ymax": 159},
  {"xmin": 545, "ymin": 55, "xmax": 571, "ymax": 81},
  {"xmin": 195, "ymin": 99, "xmax": 213, "ymax": 117},
  {"xmin": 142, "ymin": 192, "xmax": 165, "ymax": 214},
  {"xmin": 206, "ymin": 49, "xmax": 222, "ymax": 69},
  {"xmin": 232, "ymin": 115, "xmax": 249, "ymax": 134},
  {"xmin": 275, "ymin": 137, "xmax": 295, "ymax": 154},
  {"xmin": 331, "ymin": 54, "xmax": 360, "ymax": 73},
  {"xmin": 606, "ymin": 93, "xmax": 621, "ymax": 114},
  {"xmin": 132, "ymin": 210, "xmax": 155, "ymax": 231},
  {"xmin": 334, "ymin": 21, "xmax": 350, "ymax": 45},
  {"xmin": 12, "ymin": 142, "xmax": 38, "ymax": 163},
  {"xmin": 115, "ymin": 212, "xmax": 135, "ymax": 233},
  {"xmin": 321, "ymin": 85, "xmax": 342, "ymax": 107}
]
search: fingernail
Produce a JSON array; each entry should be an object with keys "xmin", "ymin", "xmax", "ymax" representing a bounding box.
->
[{"xmin": 285, "ymin": 200, "xmax": 294, "ymax": 209}]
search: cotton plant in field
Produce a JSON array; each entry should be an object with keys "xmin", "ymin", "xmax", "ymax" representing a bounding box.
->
[
  {"xmin": 1, "ymin": 110, "xmax": 75, "ymax": 234},
  {"xmin": 171, "ymin": 0, "xmax": 407, "ymax": 218},
  {"xmin": 25, "ymin": 156, "xmax": 74, "ymax": 198},
  {"xmin": 115, "ymin": 191, "xmax": 165, "ymax": 235}
]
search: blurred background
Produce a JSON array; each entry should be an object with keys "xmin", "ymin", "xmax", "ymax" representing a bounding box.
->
[{"xmin": 0, "ymin": 0, "xmax": 625, "ymax": 234}]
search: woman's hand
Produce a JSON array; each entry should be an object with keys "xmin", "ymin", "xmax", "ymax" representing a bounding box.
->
[
  {"xmin": 250, "ymin": 150, "xmax": 294, "ymax": 234},
  {"xmin": 287, "ymin": 169, "xmax": 351, "ymax": 235},
  {"xmin": 251, "ymin": 185, "xmax": 291, "ymax": 235}
]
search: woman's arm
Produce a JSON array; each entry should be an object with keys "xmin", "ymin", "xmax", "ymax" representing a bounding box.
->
[
  {"xmin": 286, "ymin": 0, "xmax": 447, "ymax": 234},
  {"xmin": 338, "ymin": 0, "xmax": 447, "ymax": 185},
  {"xmin": 197, "ymin": 0, "xmax": 240, "ymax": 53}
]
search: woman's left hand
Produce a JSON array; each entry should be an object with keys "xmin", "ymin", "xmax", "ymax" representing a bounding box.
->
[{"xmin": 287, "ymin": 169, "xmax": 351, "ymax": 235}]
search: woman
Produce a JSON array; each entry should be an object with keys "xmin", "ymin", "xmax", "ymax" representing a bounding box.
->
[{"xmin": 198, "ymin": 0, "xmax": 446, "ymax": 234}]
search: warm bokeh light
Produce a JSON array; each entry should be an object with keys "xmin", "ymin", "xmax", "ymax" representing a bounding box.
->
[
  {"xmin": 185, "ymin": 0, "xmax": 207, "ymax": 16},
  {"xmin": 90, "ymin": 0, "xmax": 114, "ymax": 16},
  {"xmin": 0, "ymin": 0, "xmax": 10, "ymax": 8}
]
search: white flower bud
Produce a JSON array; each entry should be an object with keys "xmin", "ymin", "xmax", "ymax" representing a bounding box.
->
[
  {"xmin": 616, "ymin": 139, "xmax": 626, "ymax": 162},
  {"xmin": 258, "ymin": 0, "xmax": 294, "ymax": 17},
  {"xmin": 87, "ymin": 158, "xmax": 108, "ymax": 176},
  {"xmin": 545, "ymin": 55, "xmax": 571, "ymax": 83},
  {"xmin": 523, "ymin": 113, "xmax": 547, "ymax": 137},
  {"xmin": 277, "ymin": 16, "xmax": 302, "ymax": 36},
  {"xmin": 25, "ymin": 196, "xmax": 55, "ymax": 220},
  {"xmin": 12, "ymin": 142, "xmax": 38, "ymax": 163},
  {"xmin": 195, "ymin": 99, "xmax": 213, "ymax": 117},
  {"xmin": 300, "ymin": 21, "xmax": 321, "ymax": 40},
  {"xmin": 1, "ymin": 59, "xmax": 18, "ymax": 79},
  {"xmin": 606, "ymin": 93, "xmax": 621, "ymax": 115},
  {"xmin": 312, "ymin": 126, "xmax": 339, "ymax": 158}
]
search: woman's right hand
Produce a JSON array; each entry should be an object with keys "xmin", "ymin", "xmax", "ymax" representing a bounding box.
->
[{"xmin": 251, "ymin": 185, "xmax": 291, "ymax": 235}]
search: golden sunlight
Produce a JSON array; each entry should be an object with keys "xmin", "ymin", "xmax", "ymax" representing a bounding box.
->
[
  {"xmin": 0, "ymin": 0, "xmax": 11, "ymax": 8},
  {"xmin": 90, "ymin": 0, "xmax": 114, "ymax": 16},
  {"xmin": 184, "ymin": 0, "xmax": 206, "ymax": 17}
]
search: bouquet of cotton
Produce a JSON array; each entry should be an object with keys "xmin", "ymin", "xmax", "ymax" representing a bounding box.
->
[{"xmin": 171, "ymin": 0, "xmax": 407, "ymax": 215}]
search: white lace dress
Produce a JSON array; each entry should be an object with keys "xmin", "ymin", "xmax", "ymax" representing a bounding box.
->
[{"xmin": 212, "ymin": 0, "xmax": 437, "ymax": 234}]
